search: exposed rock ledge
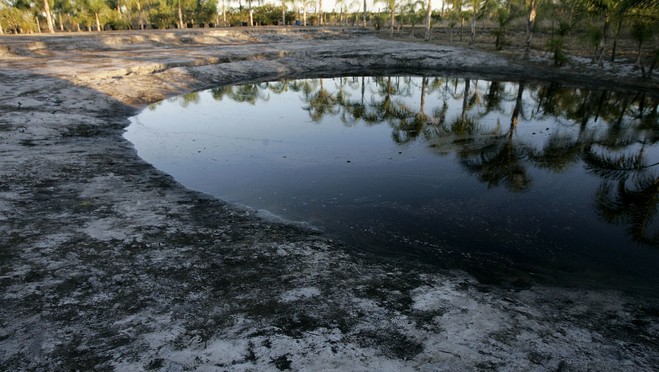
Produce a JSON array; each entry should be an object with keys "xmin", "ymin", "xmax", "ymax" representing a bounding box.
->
[{"xmin": 1, "ymin": 28, "xmax": 657, "ymax": 370}]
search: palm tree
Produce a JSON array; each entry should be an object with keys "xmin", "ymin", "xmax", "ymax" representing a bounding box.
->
[
  {"xmin": 376, "ymin": 0, "xmax": 396, "ymax": 37},
  {"xmin": 281, "ymin": 0, "xmax": 289, "ymax": 25},
  {"xmin": 401, "ymin": 0, "xmax": 422, "ymax": 30},
  {"xmin": 509, "ymin": 81, "xmax": 525, "ymax": 129},
  {"xmin": 302, "ymin": 79, "xmax": 340, "ymax": 122},
  {"xmin": 1, "ymin": 1, "xmax": 40, "ymax": 33},
  {"xmin": 595, "ymin": 175, "xmax": 659, "ymax": 245},
  {"xmin": 492, "ymin": 4, "xmax": 516, "ymax": 51},
  {"xmin": 362, "ymin": 76, "xmax": 413, "ymax": 127},
  {"xmin": 177, "ymin": 0, "xmax": 185, "ymax": 28},
  {"xmin": 468, "ymin": 0, "xmax": 482, "ymax": 44},
  {"xmin": 179, "ymin": 92, "xmax": 201, "ymax": 107},
  {"xmin": 210, "ymin": 85, "xmax": 235, "ymax": 101},
  {"xmin": 524, "ymin": 0, "xmax": 541, "ymax": 58},
  {"xmin": 459, "ymin": 134, "xmax": 533, "ymax": 192},
  {"xmin": 246, "ymin": 0, "xmax": 254, "ymax": 26},
  {"xmin": 86, "ymin": 0, "xmax": 107, "ymax": 31},
  {"xmin": 125, "ymin": 0, "xmax": 148, "ymax": 30},
  {"xmin": 297, "ymin": 0, "xmax": 315, "ymax": 26},
  {"xmin": 630, "ymin": 18, "xmax": 654, "ymax": 69},
  {"xmin": 424, "ymin": 0, "xmax": 431, "ymax": 40},
  {"xmin": 474, "ymin": 82, "xmax": 521, "ymax": 135},
  {"xmin": 228, "ymin": 83, "xmax": 270, "ymax": 104},
  {"xmin": 338, "ymin": 77, "xmax": 368, "ymax": 127},
  {"xmin": 52, "ymin": 0, "xmax": 71, "ymax": 31},
  {"xmin": 391, "ymin": 76, "xmax": 429, "ymax": 144},
  {"xmin": 43, "ymin": 0, "xmax": 54, "ymax": 32},
  {"xmin": 588, "ymin": 130, "xmax": 659, "ymax": 246},
  {"xmin": 530, "ymin": 134, "xmax": 586, "ymax": 173},
  {"xmin": 446, "ymin": 4, "xmax": 459, "ymax": 41},
  {"xmin": 578, "ymin": 0, "xmax": 623, "ymax": 66},
  {"xmin": 447, "ymin": 79, "xmax": 484, "ymax": 137},
  {"xmin": 608, "ymin": 0, "xmax": 658, "ymax": 62},
  {"xmin": 530, "ymin": 83, "xmax": 659, "ymax": 244},
  {"xmin": 266, "ymin": 80, "xmax": 291, "ymax": 94},
  {"xmin": 450, "ymin": 0, "xmax": 464, "ymax": 41},
  {"xmin": 527, "ymin": 83, "xmax": 602, "ymax": 172},
  {"xmin": 334, "ymin": 0, "xmax": 345, "ymax": 24},
  {"xmin": 458, "ymin": 82, "xmax": 532, "ymax": 192}
]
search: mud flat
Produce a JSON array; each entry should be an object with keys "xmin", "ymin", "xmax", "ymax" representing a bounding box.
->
[{"xmin": 1, "ymin": 28, "xmax": 657, "ymax": 370}]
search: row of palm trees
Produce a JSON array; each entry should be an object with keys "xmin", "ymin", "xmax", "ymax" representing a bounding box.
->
[
  {"xmin": 167, "ymin": 76, "xmax": 658, "ymax": 244},
  {"xmin": 0, "ymin": 0, "xmax": 219, "ymax": 32},
  {"xmin": 1, "ymin": 1, "xmax": 657, "ymax": 70}
]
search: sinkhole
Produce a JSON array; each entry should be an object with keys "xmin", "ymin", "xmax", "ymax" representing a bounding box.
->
[{"xmin": 125, "ymin": 75, "xmax": 659, "ymax": 295}]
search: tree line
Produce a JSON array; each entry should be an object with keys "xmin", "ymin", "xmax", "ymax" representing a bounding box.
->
[{"xmin": 1, "ymin": 0, "xmax": 657, "ymax": 70}]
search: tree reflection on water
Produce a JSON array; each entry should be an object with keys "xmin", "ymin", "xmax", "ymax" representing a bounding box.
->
[{"xmin": 184, "ymin": 76, "xmax": 658, "ymax": 247}]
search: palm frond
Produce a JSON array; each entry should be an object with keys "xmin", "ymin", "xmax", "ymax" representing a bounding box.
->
[
  {"xmin": 595, "ymin": 175, "xmax": 659, "ymax": 246},
  {"xmin": 583, "ymin": 149, "xmax": 647, "ymax": 181}
]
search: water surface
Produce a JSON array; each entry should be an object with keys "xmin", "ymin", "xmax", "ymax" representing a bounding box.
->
[{"xmin": 125, "ymin": 76, "xmax": 659, "ymax": 294}]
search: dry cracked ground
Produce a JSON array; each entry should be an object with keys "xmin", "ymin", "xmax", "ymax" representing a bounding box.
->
[{"xmin": 1, "ymin": 28, "xmax": 658, "ymax": 370}]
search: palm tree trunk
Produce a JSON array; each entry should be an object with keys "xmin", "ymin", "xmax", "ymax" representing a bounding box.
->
[
  {"xmin": 510, "ymin": 82, "xmax": 525, "ymax": 132},
  {"xmin": 459, "ymin": 15, "xmax": 463, "ymax": 41},
  {"xmin": 648, "ymin": 53, "xmax": 658, "ymax": 78},
  {"xmin": 43, "ymin": 0, "xmax": 55, "ymax": 33},
  {"xmin": 361, "ymin": 76, "xmax": 365, "ymax": 105},
  {"xmin": 615, "ymin": 96, "xmax": 630, "ymax": 126},
  {"xmin": 461, "ymin": 79, "xmax": 470, "ymax": 122},
  {"xmin": 470, "ymin": 9, "xmax": 476, "ymax": 44},
  {"xmin": 137, "ymin": 1, "xmax": 144, "ymax": 30},
  {"xmin": 593, "ymin": 91, "xmax": 607, "ymax": 123},
  {"xmin": 524, "ymin": 0, "xmax": 538, "ymax": 59},
  {"xmin": 319, "ymin": 0, "xmax": 323, "ymax": 25},
  {"xmin": 95, "ymin": 12, "xmax": 101, "ymax": 32},
  {"xmin": 610, "ymin": 16, "xmax": 623, "ymax": 62},
  {"xmin": 595, "ymin": 12, "xmax": 610, "ymax": 67},
  {"xmin": 390, "ymin": 5, "xmax": 394, "ymax": 37},
  {"xmin": 578, "ymin": 91, "xmax": 593, "ymax": 130},
  {"xmin": 420, "ymin": 77, "xmax": 427, "ymax": 113},
  {"xmin": 363, "ymin": 0, "xmax": 367, "ymax": 27},
  {"xmin": 178, "ymin": 0, "xmax": 184, "ymax": 29},
  {"xmin": 424, "ymin": 0, "xmax": 432, "ymax": 41}
]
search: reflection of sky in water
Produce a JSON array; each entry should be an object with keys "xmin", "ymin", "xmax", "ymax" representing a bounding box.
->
[{"xmin": 126, "ymin": 77, "xmax": 659, "ymax": 295}]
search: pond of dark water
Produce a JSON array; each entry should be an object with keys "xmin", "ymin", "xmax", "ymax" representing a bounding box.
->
[{"xmin": 125, "ymin": 76, "xmax": 659, "ymax": 295}]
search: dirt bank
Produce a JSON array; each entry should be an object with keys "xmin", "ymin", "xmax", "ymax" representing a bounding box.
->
[{"xmin": 1, "ymin": 28, "xmax": 657, "ymax": 370}]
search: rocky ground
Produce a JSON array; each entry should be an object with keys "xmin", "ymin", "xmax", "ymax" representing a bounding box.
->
[{"xmin": 1, "ymin": 28, "xmax": 658, "ymax": 370}]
